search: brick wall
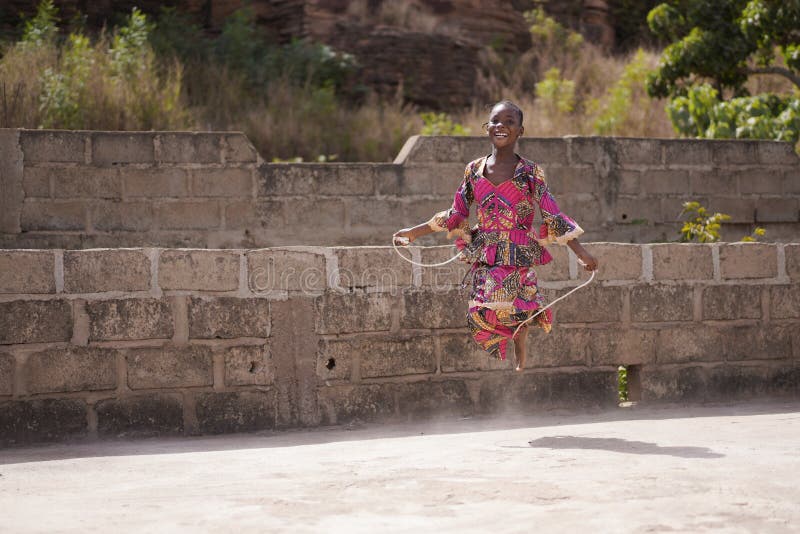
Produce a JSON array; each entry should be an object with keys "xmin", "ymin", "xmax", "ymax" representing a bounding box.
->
[
  {"xmin": 1, "ymin": 131, "xmax": 797, "ymax": 249},
  {"xmin": 1, "ymin": 243, "xmax": 798, "ymax": 445}
]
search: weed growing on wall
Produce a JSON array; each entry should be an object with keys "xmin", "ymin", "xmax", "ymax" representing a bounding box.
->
[{"xmin": 678, "ymin": 201, "xmax": 731, "ymax": 243}]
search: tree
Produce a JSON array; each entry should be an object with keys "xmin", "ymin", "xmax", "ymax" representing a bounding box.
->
[{"xmin": 645, "ymin": 0, "xmax": 800, "ymax": 142}]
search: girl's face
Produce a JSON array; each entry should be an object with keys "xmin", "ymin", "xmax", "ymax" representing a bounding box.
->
[{"xmin": 485, "ymin": 104, "xmax": 523, "ymax": 149}]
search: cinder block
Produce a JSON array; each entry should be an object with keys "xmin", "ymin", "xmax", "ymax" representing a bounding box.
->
[
  {"xmin": 401, "ymin": 163, "xmax": 473, "ymax": 197},
  {"xmin": 655, "ymin": 326, "xmax": 724, "ymax": 363},
  {"xmin": 374, "ymin": 164, "xmax": 403, "ymax": 195},
  {"xmin": 315, "ymin": 293, "xmax": 393, "ymax": 334},
  {"xmin": 418, "ymin": 247, "xmax": 470, "ymax": 286},
  {"xmin": 356, "ymin": 336, "xmax": 436, "ymax": 379},
  {"xmin": 155, "ymin": 201, "xmax": 221, "ymax": 230},
  {"xmin": 640, "ymin": 366, "xmax": 707, "ymax": 402},
  {"xmin": 20, "ymin": 131, "xmax": 85, "ymax": 163},
  {"xmin": 782, "ymin": 167, "xmax": 800, "ymax": 194},
  {"xmin": 458, "ymin": 137, "xmax": 491, "ymax": 162},
  {"xmin": 630, "ymin": 284, "xmax": 693, "ymax": 322},
  {"xmin": 770, "ymin": 284, "xmax": 800, "ymax": 319},
  {"xmin": 64, "ymin": 249, "xmax": 150, "ymax": 293},
  {"xmin": 556, "ymin": 194, "xmax": 604, "ymax": 225},
  {"xmin": 786, "ymin": 244, "xmax": 800, "ymax": 281},
  {"xmin": 702, "ymin": 285, "xmax": 762, "ymax": 320},
  {"xmin": 0, "ymin": 398, "xmax": 87, "ymax": 446},
  {"xmin": 336, "ymin": 247, "xmax": 412, "ymax": 291},
  {"xmin": 96, "ymin": 394, "xmax": 184, "ymax": 438},
  {"xmin": 706, "ymin": 198, "xmax": 755, "ymax": 223},
  {"xmin": 91, "ymin": 201, "xmax": 153, "ymax": 232},
  {"xmin": 722, "ymin": 324, "xmax": 792, "ymax": 361},
  {"xmin": 258, "ymin": 164, "xmax": 319, "ymax": 196},
  {"xmin": 640, "ymin": 169, "xmax": 689, "ymax": 194},
  {"xmin": 535, "ymin": 246, "xmax": 570, "ymax": 282},
  {"xmin": 224, "ymin": 134, "xmax": 258, "ymax": 163},
  {"xmin": 223, "ymin": 344, "xmax": 273, "ymax": 386},
  {"xmin": 159, "ymin": 249, "xmax": 240, "ymax": 291},
  {"xmin": 25, "ymin": 347, "xmax": 117, "ymax": 394},
  {"xmin": 123, "ymin": 167, "xmax": 189, "ymax": 197},
  {"xmin": 720, "ymin": 243, "xmax": 777, "ymax": 279},
  {"xmin": 0, "ymin": 299, "xmax": 72, "ymax": 344},
  {"xmin": 525, "ymin": 327, "xmax": 589, "ymax": 368},
  {"xmin": 586, "ymin": 328, "xmax": 657, "ymax": 366},
  {"xmin": 0, "ymin": 352, "xmax": 13, "ymax": 395},
  {"xmin": 758, "ymin": 141, "xmax": 799, "ymax": 165},
  {"xmin": 711, "ymin": 140, "xmax": 759, "ymax": 165},
  {"xmin": 92, "ymin": 133, "xmax": 154, "ymax": 165},
  {"xmin": 315, "ymin": 339, "xmax": 356, "ymax": 381},
  {"xmin": 394, "ymin": 379, "xmax": 472, "ymax": 418},
  {"xmin": 20, "ymin": 201, "xmax": 86, "ymax": 231},
  {"xmin": 126, "ymin": 345, "xmax": 213, "ymax": 389},
  {"xmin": 689, "ymin": 171, "xmax": 737, "ymax": 195},
  {"xmin": 403, "ymin": 136, "xmax": 461, "ymax": 163},
  {"xmin": 439, "ymin": 333, "xmax": 508, "ymax": 373},
  {"xmin": 157, "ymin": 133, "xmax": 221, "ymax": 163},
  {"xmin": 282, "ymin": 198, "xmax": 345, "ymax": 228},
  {"xmin": 553, "ymin": 285, "xmax": 624, "ymax": 323},
  {"xmin": 518, "ymin": 138, "xmax": 569, "ymax": 164},
  {"xmin": 616, "ymin": 138, "xmax": 662, "ymax": 165},
  {"xmin": 581, "ymin": 243, "xmax": 641, "ymax": 281},
  {"xmin": 543, "ymin": 165, "xmax": 599, "ymax": 194},
  {"xmin": 569, "ymin": 137, "xmax": 608, "ymax": 165},
  {"xmin": 53, "ymin": 167, "xmax": 120, "ymax": 198},
  {"xmin": 247, "ymin": 249, "xmax": 327, "ymax": 293},
  {"xmin": 755, "ymin": 198, "xmax": 798, "ymax": 223},
  {"xmin": 87, "ymin": 298, "xmax": 173, "ymax": 341},
  {"xmin": 737, "ymin": 169, "xmax": 784, "ymax": 194},
  {"xmin": 195, "ymin": 391, "xmax": 276, "ymax": 434},
  {"xmin": 652, "ymin": 244, "xmax": 713, "ymax": 280},
  {"xmin": 401, "ymin": 198, "xmax": 451, "ymax": 227},
  {"xmin": 0, "ymin": 251, "xmax": 55, "ymax": 293},
  {"xmin": 188, "ymin": 297, "xmax": 270, "ymax": 338},
  {"xmin": 663, "ymin": 140, "xmax": 710, "ymax": 165},
  {"xmin": 618, "ymin": 170, "xmax": 640, "ymax": 195},
  {"xmin": 615, "ymin": 196, "xmax": 659, "ymax": 225},
  {"xmin": 317, "ymin": 164, "xmax": 375, "ymax": 196},
  {"xmin": 317, "ymin": 384, "xmax": 395, "ymax": 425},
  {"xmin": 224, "ymin": 200, "xmax": 284, "ymax": 229},
  {"xmin": 401, "ymin": 289, "xmax": 468, "ymax": 329},
  {"xmin": 192, "ymin": 168, "xmax": 252, "ymax": 197},
  {"xmin": 22, "ymin": 167, "xmax": 51, "ymax": 197}
]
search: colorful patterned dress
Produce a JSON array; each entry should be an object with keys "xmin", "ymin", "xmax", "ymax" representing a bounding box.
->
[{"xmin": 430, "ymin": 155, "xmax": 583, "ymax": 361}]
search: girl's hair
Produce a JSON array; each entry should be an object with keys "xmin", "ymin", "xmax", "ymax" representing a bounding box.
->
[{"xmin": 491, "ymin": 100, "xmax": 524, "ymax": 126}]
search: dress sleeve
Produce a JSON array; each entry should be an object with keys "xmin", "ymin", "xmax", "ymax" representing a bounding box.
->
[
  {"xmin": 530, "ymin": 164, "xmax": 584, "ymax": 246},
  {"xmin": 428, "ymin": 163, "xmax": 473, "ymax": 240}
]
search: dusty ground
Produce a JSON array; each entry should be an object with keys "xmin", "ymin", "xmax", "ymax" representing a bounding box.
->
[{"xmin": 1, "ymin": 401, "xmax": 799, "ymax": 533}]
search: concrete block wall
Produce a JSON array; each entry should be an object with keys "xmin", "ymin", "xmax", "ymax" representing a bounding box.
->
[
  {"xmin": 1, "ymin": 131, "xmax": 798, "ymax": 249},
  {"xmin": 1, "ymin": 243, "xmax": 799, "ymax": 445}
]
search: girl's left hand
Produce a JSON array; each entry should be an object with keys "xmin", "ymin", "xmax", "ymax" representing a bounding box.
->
[{"xmin": 578, "ymin": 252, "xmax": 598, "ymax": 271}]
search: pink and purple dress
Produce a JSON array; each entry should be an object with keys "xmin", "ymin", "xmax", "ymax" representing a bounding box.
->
[{"xmin": 430, "ymin": 155, "xmax": 583, "ymax": 361}]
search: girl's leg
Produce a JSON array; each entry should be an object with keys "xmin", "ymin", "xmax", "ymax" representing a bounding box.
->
[{"xmin": 513, "ymin": 325, "xmax": 529, "ymax": 371}]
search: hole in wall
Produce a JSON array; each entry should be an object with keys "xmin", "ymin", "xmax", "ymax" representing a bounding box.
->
[
  {"xmin": 618, "ymin": 364, "xmax": 642, "ymax": 404},
  {"xmin": 621, "ymin": 213, "xmax": 628, "ymax": 220},
  {"xmin": 326, "ymin": 358, "xmax": 336, "ymax": 370}
]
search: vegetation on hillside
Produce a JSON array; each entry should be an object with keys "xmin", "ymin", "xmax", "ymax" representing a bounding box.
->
[{"xmin": 1, "ymin": 1, "xmax": 795, "ymax": 161}]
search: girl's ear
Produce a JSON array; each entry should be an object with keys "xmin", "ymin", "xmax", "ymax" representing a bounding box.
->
[{"xmin": 518, "ymin": 125, "xmax": 524, "ymax": 138}]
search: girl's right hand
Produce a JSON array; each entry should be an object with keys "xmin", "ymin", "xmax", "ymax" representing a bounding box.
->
[{"xmin": 393, "ymin": 229, "xmax": 414, "ymax": 246}]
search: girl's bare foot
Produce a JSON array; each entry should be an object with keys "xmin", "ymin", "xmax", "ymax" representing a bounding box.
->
[{"xmin": 514, "ymin": 325, "xmax": 529, "ymax": 371}]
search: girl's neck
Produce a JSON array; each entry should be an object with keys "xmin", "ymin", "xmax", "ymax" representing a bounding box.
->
[{"xmin": 490, "ymin": 145, "xmax": 517, "ymax": 163}]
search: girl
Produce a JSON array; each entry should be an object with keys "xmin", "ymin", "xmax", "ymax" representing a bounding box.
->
[{"xmin": 394, "ymin": 100, "xmax": 598, "ymax": 371}]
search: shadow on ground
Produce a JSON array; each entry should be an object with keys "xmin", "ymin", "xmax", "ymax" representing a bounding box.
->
[{"xmin": 1, "ymin": 400, "xmax": 797, "ymax": 466}]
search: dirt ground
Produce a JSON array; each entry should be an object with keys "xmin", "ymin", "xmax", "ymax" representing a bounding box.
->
[{"xmin": 1, "ymin": 401, "xmax": 799, "ymax": 533}]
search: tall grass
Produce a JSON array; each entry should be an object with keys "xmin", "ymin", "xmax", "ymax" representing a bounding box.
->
[
  {"xmin": 0, "ymin": 2, "xmax": 677, "ymax": 162},
  {"xmin": 0, "ymin": 3, "xmax": 189, "ymax": 131}
]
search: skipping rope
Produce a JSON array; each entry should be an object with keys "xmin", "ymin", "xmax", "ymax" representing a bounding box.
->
[{"xmin": 391, "ymin": 235, "xmax": 596, "ymax": 339}]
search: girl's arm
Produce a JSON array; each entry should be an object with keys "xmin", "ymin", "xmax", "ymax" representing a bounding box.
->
[
  {"xmin": 393, "ymin": 221, "xmax": 436, "ymax": 245},
  {"xmin": 567, "ymin": 239, "xmax": 598, "ymax": 271}
]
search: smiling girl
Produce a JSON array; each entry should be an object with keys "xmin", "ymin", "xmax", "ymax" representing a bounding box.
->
[{"xmin": 394, "ymin": 100, "xmax": 598, "ymax": 370}]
